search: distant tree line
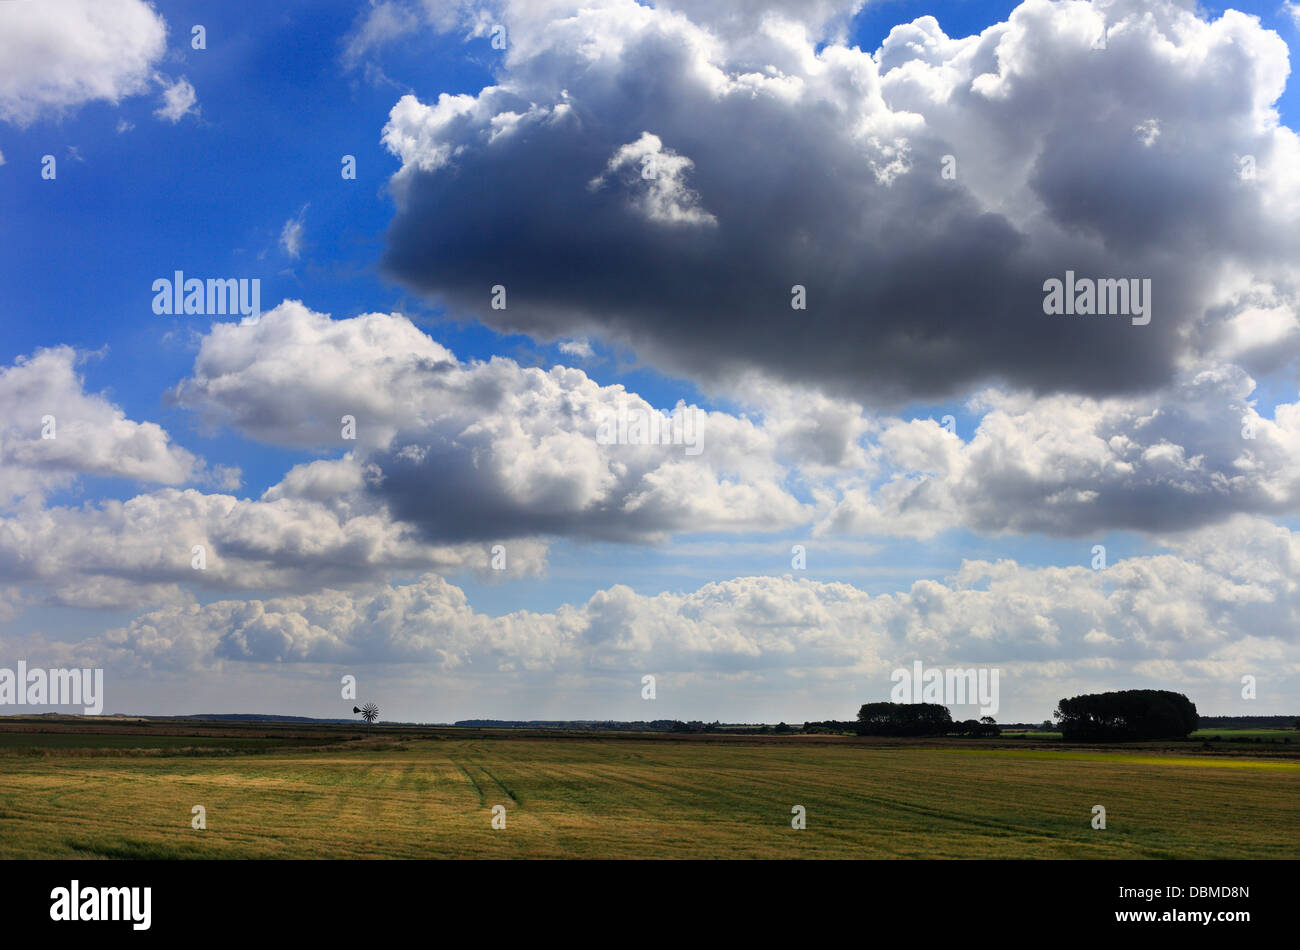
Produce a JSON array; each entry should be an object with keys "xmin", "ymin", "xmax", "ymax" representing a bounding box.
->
[
  {"xmin": 803, "ymin": 720, "xmax": 858, "ymax": 734},
  {"xmin": 453, "ymin": 719, "xmax": 719, "ymax": 732},
  {"xmin": 458, "ymin": 687, "xmax": 1239, "ymax": 742},
  {"xmin": 668, "ymin": 720, "xmax": 723, "ymax": 733},
  {"xmin": 950, "ymin": 717, "xmax": 1001, "ymax": 737}
]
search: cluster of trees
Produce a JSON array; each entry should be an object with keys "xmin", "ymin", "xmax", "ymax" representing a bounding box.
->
[
  {"xmin": 853, "ymin": 702, "xmax": 1002, "ymax": 736},
  {"xmin": 950, "ymin": 717, "xmax": 1001, "ymax": 737},
  {"xmin": 844, "ymin": 689, "xmax": 1200, "ymax": 742},
  {"xmin": 1053, "ymin": 690, "xmax": 1198, "ymax": 741}
]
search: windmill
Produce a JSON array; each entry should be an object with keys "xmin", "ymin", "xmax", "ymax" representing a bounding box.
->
[{"xmin": 353, "ymin": 703, "xmax": 379, "ymax": 726}]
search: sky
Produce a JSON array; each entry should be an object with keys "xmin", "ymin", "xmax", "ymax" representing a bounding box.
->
[{"xmin": 2, "ymin": 0, "xmax": 1300, "ymax": 724}]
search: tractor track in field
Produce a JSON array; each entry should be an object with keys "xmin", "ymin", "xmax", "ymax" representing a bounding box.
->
[
  {"xmin": 451, "ymin": 759, "xmax": 486, "ymax": 804},
  {"xmin": 472, "ymin": 763, "xmax": 520, "ymax": 805}
]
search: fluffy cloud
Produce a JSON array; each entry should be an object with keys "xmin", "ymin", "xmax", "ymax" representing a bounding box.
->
[
  {"xmin": 154, "ymin": 76, "xmax": 198, "ymax": 123},
  {"xmin": 10, "ymin": 319, "xmax": 1298, "ymax": 623},
  {"xmin": 0, "ymin": 444, "xmax": 564, "ymax": 610},
  {"xmin": 372, "ymin": 0, "xmax": 1300, "ymax": 404},
  {"xmin": 172, "ymin": 300, "xmax": 810, "ymax": 542},
  {"xmin": 45, "ymin": 517, "xmax": 1300, "ymax": 721},
  {"xmin": 164, "ymin": 301, "xmax": 1300, "ymax": 541},
  {"xmin": 0, "ymin": 339, "xmax": 554, "ymax": 610},
  {"xmin": 0, "ymin": 347, "xmax": 215, "ymax": 506},
  {"xmin": 588, "ymin": 132, "xmax": 718, "ymax": 226},
  {"xmin": 653, "ymin": 0, "xmax": 865, "ymax": 40},
  {"xmin": 0, "ymin": 483, "xmax": 548, "ymax": 611},
  {"xmin": 818, "ymin": 362, "xmax": 1300, "ymax": 537},
  {"xmin": 0, "ymin": 0, "xmax": 168, "ymax": 125},
  {"xmin": 557, "ymin": 338, "xmax": 595, "ymax": 359}
]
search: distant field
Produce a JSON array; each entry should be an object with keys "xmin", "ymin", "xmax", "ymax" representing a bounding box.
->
[
  {"xmin": 1, "ymin": 723, "xmax": 1297, "ymax": 859},
  {"xmin": 1003, "ymin": 728, "xmax": 1297, "ymax": 742},
  {"xmin": 1190, "ymin": 728, "xmax": 1298, "ymax": 739},
  {"xmin": 0, "ymin": 733, "xmax": 335, "ymax": 751}
]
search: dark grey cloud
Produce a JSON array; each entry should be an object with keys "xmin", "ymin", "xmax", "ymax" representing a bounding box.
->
[{"xmin": 378, "ymin": 0, "xmax": 1300, "ymax": 404}]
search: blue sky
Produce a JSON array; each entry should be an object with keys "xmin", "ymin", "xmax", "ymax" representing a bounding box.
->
[{"xmin": 3, "ymin": 0, "xmax": 1300, "ymax": 722}]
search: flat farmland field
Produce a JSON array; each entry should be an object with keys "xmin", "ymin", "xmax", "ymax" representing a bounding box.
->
[{"xmin": 1, "ymin": 725, "xmax": 1297, "ymax": 859}]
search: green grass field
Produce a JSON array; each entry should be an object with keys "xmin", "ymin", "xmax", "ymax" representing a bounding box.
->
[{"xmin": 1, "ymin": 724, "xmax": 1296, "ymax": 859}]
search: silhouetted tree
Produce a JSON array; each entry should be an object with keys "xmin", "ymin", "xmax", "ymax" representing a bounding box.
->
[
  {"xmin": 857, "ymin": 702, "xmax": 952, "ymax": 736},
  {"xmin": 1054, "ymin": 690, "xmax": 1197, "ymax": 741}
]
